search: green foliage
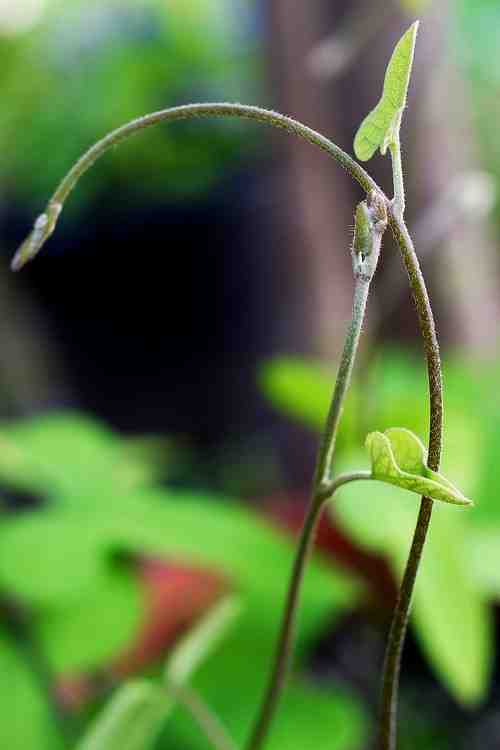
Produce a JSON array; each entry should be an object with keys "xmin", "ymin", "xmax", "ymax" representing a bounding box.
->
[
  {"xmin": 36, "ymin": 563, "xmax": 143, "ymax": 674},
  {"xmin": 366, "ymin": 427, "xmax": 472, "ymax": 506},
  {"xmin": 0, "ymin": 628, "xmax": 65, "ymax": 750},
  {"xmin": 0, "ymin": 1, "xmax": 260, "ymax": 203},
  {"xmin": 354, "ymin": 22, "xmax": 418, "ymax": 161},
  {"xmin": 260, "ymin": 352, "xmax": 500, "ymax": 707},
  {"xmin": 399, "ymin": 0, "xmax": 432, "ymax": 13},
  {"xmin": 259, "ymin": 357, "xmax": 359, "ymax": 451},
  {"xmin": 334, "ymin": 480, "xmax": 492, "ymax": 706},
  {"xmin": 0, "ymin": 411, "xmax": 153, "ymax": 503},
  {"xmin": 165, "ymin": 610, "xmax": 367, "ymax": 750},
  {"xmin": 0, "ymin": 411, "xmax": 365, "ymax": 749}
]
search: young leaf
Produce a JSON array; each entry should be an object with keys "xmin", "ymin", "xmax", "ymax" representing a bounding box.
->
[
  {"xmin": 76, "ymin": 680, "xmax": 170, "ymax": 750},
  {"xmin": 353, "ymin": 21, "xmax": 418, "ymax": 161},
  {"xmin": 366, "ymin": 427, "xmax": 473, "ymax": 506}
]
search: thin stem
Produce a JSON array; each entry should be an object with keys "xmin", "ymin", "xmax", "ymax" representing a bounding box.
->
[
  {"xmin": 166, "ymin": 680, "xmax": 238, "ymax": 750},
  {"xmin": 11, "ymin": 103, "xmax": 380, "ymax": 271},
  {"xmin": 389, "ymin": 135, "xmax": 405, "ymax": 217},
  {"xmin": 245, "ymin": 472, "xmax": 371, "ymax": 750},
  {"xmin": 377, "ymin": 209, "xmax": 443, "ymax": 750},
  {"xmin": 245, "ymin": 195, "xmax": 387, "ymax": 750}
]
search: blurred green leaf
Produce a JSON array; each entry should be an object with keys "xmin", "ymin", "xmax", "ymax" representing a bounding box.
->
[
  {"xmin": 88, "ymin": 491, "xmax": 359, "ymax": 631},
  {"xmin": 36, "ymin": 562, "xmax": 143, "ymax": 673},
  {"xmin": 0, "ymin": 412, "xmax": 153, "ymax": 503},
  {"xmin": 76, "ymin": 680, "xmax": 170, "ymax": 750},
  {"xmin": 334, "ymin": 478, "xmax": 492, "ymax": 706},
  {"xmin": 0, "ymin": 2, "xmax": 259, "ymax": 203},
  {"xmin": 0, "ymin": 628, "xmax": 65, "ymax": 750},
  {"xmin": 399, "ymin": 0, "xmax": 432, "ymax": 13},
  {"xmin": 367, "ymin": 427, "xmax": 472, "ymax": 506},
  {"xmin": 354, "ymin": 22, "xmax": 418, "ymax": 161},
  {"xmin": 0, "ymin": 515, "xmax": 104, "ymax": 605},
  {"xmin": 165, "ymin": 610, "xmax": 368, "ymax": 750},
  {"xmin": 258, "ymin": 357, "xmax": 359, "ymax": 451}
]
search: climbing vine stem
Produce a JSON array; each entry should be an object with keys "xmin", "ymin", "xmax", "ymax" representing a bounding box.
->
[
  {"xmin": 377, "ymin": 207, "xmax": 443, "ymax": 750},
  {"xmin": 11, "ymin": 100, "xmax": 443, "ymax": 750}
]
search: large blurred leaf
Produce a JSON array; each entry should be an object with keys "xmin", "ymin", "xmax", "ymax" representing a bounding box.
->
[
  {"xmin": 259, "ymin": 357, "xmax": 359, "ymax": 452},
  {"xmin": 0, "ymin": 412, "xmax": 153, "ymax": 502},
  {"xmin": 334, "ymin": 476, "xmax": 492, "ymax": 706},
  {"xmin": 0, "ymin": 515, "xmax": 105, "ymax": 605},
  {"xmin": 36, "ymin": 562, "xmax": 143, "ymax": 673},
  {"xmin": 89, "ymin": 491, "xmax": 359, "ymax": 634},
  {"xmin": 0, "ymin": 628, "xmax": 65, "ymax": 750},
  {"xmin": 165, "ymin": 609, "xmax": 367, "ymax": 750},
  {"xmin": 0, "ymin": 485, "xmax": 359, "ymax": 673},
  {"xmin": 0, "ymin": 1, "xmax": 259, "ymax": 203}
]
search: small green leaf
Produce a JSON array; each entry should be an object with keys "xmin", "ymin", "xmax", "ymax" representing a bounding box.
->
[
  {"xmin": 354, "ymin": 21, "xmax": 419, "ymax": 161},
  {"xmin": 367, "ymin": 428, "xmax": 473, "ymax": 506},
  {"xmin": 165, "ymin": 596, "xmax": 242, "ymax": 685},
  {"xmin": 76, "ymin": 680, "xmax": 170, "ymax": 750}
]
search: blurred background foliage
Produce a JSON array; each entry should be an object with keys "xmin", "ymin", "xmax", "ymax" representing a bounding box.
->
[{"xmin": 2, "ymin": 0, "xmax": 500, "ymax": 749}]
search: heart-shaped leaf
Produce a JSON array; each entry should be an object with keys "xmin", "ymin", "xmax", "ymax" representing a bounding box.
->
[
  {"xmin": 366, "ymin": 427, "xmax": 473, "ymax": 506},
  {"xmin": 354, "ymin": 21, "xmax": 418, "ymax": 161}
]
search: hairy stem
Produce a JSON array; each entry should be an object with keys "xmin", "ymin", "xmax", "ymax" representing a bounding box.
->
[
  {"xmin": 389, "ymin": 134, "xmax": 405, "ymax": 217},
  {"xmin": 11, "ymin": 103, "xmax": 379, "ymax": 271},
  {"xmin": 245, "ymin": 197, "xmax": 386, "ymax": 750},
  {"xmin": 377, "ymin": 210, "xmax": 443, "ymax": 750}
]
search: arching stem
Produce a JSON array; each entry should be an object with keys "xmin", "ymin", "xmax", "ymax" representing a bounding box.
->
[{"xmin": 11, "ymin": 103, "xmax": 379, "ymax": 271}]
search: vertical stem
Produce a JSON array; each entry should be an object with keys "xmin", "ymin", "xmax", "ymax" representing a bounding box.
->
[
  {"xmin": 245, "ymin": 198, "xmax": 387, "ymax": 750},
  {"xmin": 389, "ymin": 131, "xmax": 405, "ymax": 218},
  {"xmin": 377, "ymin": 212, "xmax": 443, "ymax": 750}
]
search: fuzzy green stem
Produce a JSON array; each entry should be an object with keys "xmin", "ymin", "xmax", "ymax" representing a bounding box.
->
[
  {"xmin": 11, "ymin": 103, "xmax": 379, "ymax": 271},
  {"xmin": 245, "ymin": 197, "xmax": 386, "ymax": 750},
  {"xmin": 389, "ymin": 134, "xmax": 405, "ymax": 217},
  {"xmin": 377, "ymin": 209, "xmax": 443, "ymax": 750}
]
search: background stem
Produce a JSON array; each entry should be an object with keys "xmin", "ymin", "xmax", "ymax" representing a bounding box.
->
[
  {"xmin": 377, "ymin": 210, "xmax": 443, "ymax": 750},
  {"xmin": 166, "ymin": 681, "xmax": 238, "ymax": 750}
]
